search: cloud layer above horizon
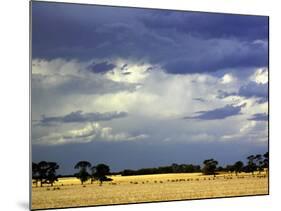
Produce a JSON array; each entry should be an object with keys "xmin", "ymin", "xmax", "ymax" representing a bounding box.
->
[{"xmin": 31, "ymin": 2, "xmax": 268, "ymax": 173}]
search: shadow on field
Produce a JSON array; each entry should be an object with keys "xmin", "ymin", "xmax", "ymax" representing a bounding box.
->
[{"xmin": 17, "ymin": 201, "xmax": 29, "ymax": 210}]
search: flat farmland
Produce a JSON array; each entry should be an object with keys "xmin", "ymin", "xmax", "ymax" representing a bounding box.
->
[{"xmin": 32, "ymin": 172, "xmax": 268, "ymax": 210}]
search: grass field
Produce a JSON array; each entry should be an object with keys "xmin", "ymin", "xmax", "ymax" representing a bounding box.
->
[{"xmin": 32, "ymin": 172, "xmax": 268, "ymax": 210}]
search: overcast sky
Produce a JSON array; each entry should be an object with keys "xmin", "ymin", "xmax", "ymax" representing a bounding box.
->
[{"xmin": 31, "ymin": 2, "xmax": 268, "ymax": 175}]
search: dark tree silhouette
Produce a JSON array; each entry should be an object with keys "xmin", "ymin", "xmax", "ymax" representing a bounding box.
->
[
  {"xmin": 92, "ymin": 163, "xmax": 112, "ymax": 186},
  {"xmin": 225, "ymin": 165, "xmax": 235, "ymax": 175},
  {"xmin": 263, "ymin": 152, "xmax": 269, "ymax": 175},
  {"xmin": 121, "ymin": 164, "xmax": 201, "ymax": 176},
  {"xmin": 255, "ymin": 154, "xmax": 263, "ymax": 174},
  {"xmin": 233, "ymin": 161, "xmax": 244, "ymax": 176},
  {"xmin": 171, "ymin": 163, "xmax": 179, "ymax": 173},
  {"xmin": 246, "ymin": 155, "xmax": 257, "ymax": 175},
  {"xmin": 37, "ymin": 161, "xmax": 59, "ymax": 187},
  {"xmin": 202, "ymin": 159, "xmax": 218, "ymax": 177},
  {"xmin": 38, "ymin": 161, "xmax": 49, "ymax": 187},
  {"xmin": 45, "ymin": 162, "xmax": 59, "ymax": 186},
  {"xmin": 32, "ymin": 162, "xmax": 39, "ymax": 187},
  {"xmin": 74, "ymin": 161, "xmax": 91, "ymax": 185},
  {"xmin": 216, "ymin": 166, "xmax": 224, "ymax": 172}
]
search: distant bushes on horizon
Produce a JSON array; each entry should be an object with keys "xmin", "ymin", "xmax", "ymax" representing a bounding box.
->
[
  {"xmin": 121, "ymin": 164, "xmax": 202, "ymax": 176},
  {"xmin": 120, "ymin": 152, "xmax": 269, "ymax": 176}
]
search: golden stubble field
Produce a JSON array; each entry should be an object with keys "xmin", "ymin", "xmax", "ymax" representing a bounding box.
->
[{"xmin": 32, "ymin": 172, "xmax": 268, "ymax": 210}]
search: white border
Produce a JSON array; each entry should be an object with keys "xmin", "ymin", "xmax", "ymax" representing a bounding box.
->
[{"xmin": 1, "ymin": 0, "xmax": 280, "ymax": 211}]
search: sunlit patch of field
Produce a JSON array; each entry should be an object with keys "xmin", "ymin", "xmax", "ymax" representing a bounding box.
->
[{"xmin": 32, "ymin": 172, "xmax": 268, "ymax": 210}]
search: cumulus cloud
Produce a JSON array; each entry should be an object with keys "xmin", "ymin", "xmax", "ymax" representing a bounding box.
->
[
  {"xmin": 32, "ymin": 59, "xmax": 137, "ymax": 96},
  {"xmin": 35, "ymin": 123, "xmax": 148, "ymax": 145},
  {"xmin": 90, "ymin": 70, "xmax": 227, "ymax": 119},
  {"xmin": 32, "ymin": 58, "xmax": 268, "ymax": 148},
  {"xmin": 221, "ymin": 120, "xmax": 268, "ymax": 143},
  {"xmin": 32, "ymin": 74, "xmax": 136, "ymax": 97},
  {"xmin": 220, "ymin": 74, "xmax": 236, "ymax": 84},
  {"xmin": 250, "ymin": 68, "xmax": 268, "ymax": 84}
]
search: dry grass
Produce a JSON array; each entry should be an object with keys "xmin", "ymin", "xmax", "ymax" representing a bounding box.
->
[{"xmin": 32, "ymin": 172, "xmax": 268, "ymax": 210}]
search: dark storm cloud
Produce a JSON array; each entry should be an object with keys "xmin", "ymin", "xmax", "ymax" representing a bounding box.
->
[
  {"xmin": 141, "ymin": 11, "xmax": 268, "ymax": 41},
  {"xmin": 38, "ymin": 111, "xmax": 128, "ymax": 126},
  {"xmin": 87, "ymin": 61, "xmax": 116, "ymax": 74},
  {"xmin": 217, "ymin": 82, "xmax": 268, "ymax": 103},
  {"xmin": 32, "ymin": 2, "xmax": 268, "ymax": 74},
  {"xmin": 248, "ymin": 113, "xmax": 268, "ymax": 121},
  {"xmin": 184, "ymin": 104, "xmax": 245, "ymax": 120},
  {"xmin": 163, "ymin": 41, "xmax": 268, "ymax": 73}
]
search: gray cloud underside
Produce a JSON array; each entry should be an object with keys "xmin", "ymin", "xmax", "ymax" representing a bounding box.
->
[
  {"xmin": 87, "ymin": 61, "xmax": 116, "ymax": 74},
  {"xmin": 184, "ymin": 104, "xmax": 245, "ymax": 120},
  {"xmin": 248, "ymin": 113, "xmax": 268, "ymax": 121},
  {"xmin": 217, "ymin": 82, "xmax": 268, "ymax": 103},
  {"xmin": 38, "ymin": 110, "xmax": 128, "ymax": 126},
  {"xmin": 239, "ymin": 82, "xmax": 268, "ymax": 99}
]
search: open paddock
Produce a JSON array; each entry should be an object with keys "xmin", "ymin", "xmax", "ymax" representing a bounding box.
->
[{"xmin": 32, "ymin": 172, "xmax": 268, "ymax": 210}]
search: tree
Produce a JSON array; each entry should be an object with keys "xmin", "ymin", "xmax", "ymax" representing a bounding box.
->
[
  {"xmin": 45, "ymin": 162, "xmax": 59, "ymax": 186},
  {"xmin": 263, "ymin": 152, "xmax": 269, "ymax": 175},
  {"xmin": 37, "ymin": 161, "xmax": 49, "ymax": 187},
  {"xmin": 92, "ymin": 163, "xmax": 112, "ymax": 186},
  {"xmin": 233, "ymin": 161, "xmax": 244, "ymax": 176},
  {"xmin": 246, "ymin": 155, "xmax": 257, "ymax": 175},
  {"xmin": 74, "ymin": 161, "xmax": 91, "ymax": 185},
  {"xmin": 216, "ymin": 166, "xmax": 224, "ymax": 172},
  {"xmin": 255, "ymin": 154, "xmax": 263, "ymax": 174},
  {"xmin": 171, "ymin": 163, "xmax": 179, "ymax": 173},
  {"xmin": 225, "ymin": 165, "xmax": 235, "ymax": 176},
  {"xmin": 37, "ymin": 161, "xmax": 59, "ymax": 187},
  {"xmin": 202, "ymin": 159, "xmax": 218, "ymax": 177},
  {"xmin": 32, "ymin": 162, "xmax": 39, "ymax": 187}
]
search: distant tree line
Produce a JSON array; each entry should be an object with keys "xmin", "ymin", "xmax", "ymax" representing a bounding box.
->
[
  {"xmin": 204, "ymin": 152, "xmax": 269, "ymax": 176},
  {"xmin": 228, "ymin": 152, "xmax": 269, "ymax": 175},
  {"xmin": 121, "ymin": 163, "xmax": 201, "ymax": 176},
  {"xmin": 32, "ymin": 152, "xmax": 268, "ymax": 186},
  {"xmin": 121, "ymin": 152, "xmax": 269, "ymax": 177}
]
